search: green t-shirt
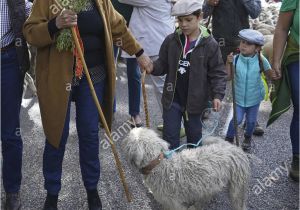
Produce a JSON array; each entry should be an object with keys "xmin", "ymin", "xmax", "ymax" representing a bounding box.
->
[{"xmin": 280, "ymin": 0, "xmax": 299, "ymax": 45}]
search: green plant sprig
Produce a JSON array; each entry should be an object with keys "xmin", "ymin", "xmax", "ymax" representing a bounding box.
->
[{"xmin": 56, "ymin": 0, "xmax": 89, "ymax": 52}]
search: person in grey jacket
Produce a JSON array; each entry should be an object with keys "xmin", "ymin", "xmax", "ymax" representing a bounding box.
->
[
  {"xmin": 119, "ymin": 0, "xmax": 175, "ymax": 127},
  {"xmin": 203, "ymin": 0, "xmax": 265, "ymax": 136},
  {"xmin": 146, "ymin": 0, "xmax": 227, "ymax": 149}
]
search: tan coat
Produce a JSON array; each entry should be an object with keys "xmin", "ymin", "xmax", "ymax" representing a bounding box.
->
[{"xmin": 23, "ymin": 0, "xmax": 141, "ymax": 148}]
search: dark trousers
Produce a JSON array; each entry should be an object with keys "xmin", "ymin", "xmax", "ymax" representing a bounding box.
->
[
  {"xmin": 1, "ymin": 47, "xmax": 24, "ymax": 193},
  {"xmin": 287, "ymin": 61, "xmax": 299, "ymax": 155},
  {"xmin": 43, "ymin": 77, "xmax": 105, "ymax": 195},
  {"xmin": 163, "ymin": 102, "xmax": 202, "ymax": 150},
  {"xmin": 126, "ymin": 58, "xmax": 141, "ymax": 117}
]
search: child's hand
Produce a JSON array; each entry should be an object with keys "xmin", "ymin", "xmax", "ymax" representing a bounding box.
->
[
  {"xmin": 212, "ymin": 98, "xmax": 222, "ymax": 112},
  {"xmin": 226, "ymin": 52, "xmax": 234, "ymax": 64}
]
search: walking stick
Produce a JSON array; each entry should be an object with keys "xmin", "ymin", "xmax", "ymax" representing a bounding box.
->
[
  {"xmin": 141, "ymin": 71, "xmax": 150, "ymax": 128},
  {"xmin": 230, "ymin": 62, "xmax": 240, "ymax": 147},
  {"xmin": 71, "ymin": 27, "xmax": 132, "ymax": 202}
]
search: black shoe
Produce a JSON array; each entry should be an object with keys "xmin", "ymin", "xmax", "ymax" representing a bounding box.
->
[
  {"xmin": 289, "ymin": 155, "xmax": 299, "ymax": 182},
  {"xmin": 87, "ymin": 189, "xmax": 102, "ymax": 210},
  {"xmin": 225, "ymin": 137, "xmax": 234, "ymax": 144},
  {"xmin": 242, "ymin": 136, "xmax": 252, "ymax": 152},
  {"xmin": 253, "ymin": 123, "xmax": 264, "ymax": 136},
  {"xmin": 43, "ymin": 194, "xmax": 58, "ymax": 210},
  {"xmin": 5, "ymin": 192, "xmax": 21, "ymax": 210}
]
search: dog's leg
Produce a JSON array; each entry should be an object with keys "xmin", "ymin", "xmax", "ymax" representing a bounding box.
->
[{"xmin": 229, "ymin": 181, "xmax": 248, "ymax": 210}]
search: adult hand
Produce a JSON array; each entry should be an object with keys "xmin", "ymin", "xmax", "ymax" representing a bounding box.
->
[
  {"xmin": 207, "ymin": 0, "xmax": 220, "ymax": 6},
  {"xmin": 137, "ymin": 54, "xmax": 153, "ymax": 74},
  {"xmin": 56, "ymin": 9, "xmax": 77, "ymax": 29},
  {"xmin": 272, "ymin": 62, "xmax": 282, "ymax": 80},
  {"xmin": 212, "ymin": 98, "xmax": 222, "ymax": 112}
]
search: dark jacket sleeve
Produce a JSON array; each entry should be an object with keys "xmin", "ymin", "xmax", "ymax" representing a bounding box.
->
[
  {"xmin": 242, "ymin": 0, "xmax": 262, "ymax": 19},
  {"xmin": 151, "ymin": 35, "xmax": 170, "ymax": 76},
  {"xmin": 207, "ymin": 39, "xmax": 227, "ymax": 100},
  {"xmin": 202, "ymin": 1, "xmax": 214, "ymax": 19}
]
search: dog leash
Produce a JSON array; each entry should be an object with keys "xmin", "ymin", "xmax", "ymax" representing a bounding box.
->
[{"xmin": 164, "ymin": 108, "xmax": 221, "ymax": 159}]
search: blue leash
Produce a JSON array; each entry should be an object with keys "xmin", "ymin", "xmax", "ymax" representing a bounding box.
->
[{"xmin": 163, "ymin": 108, "xmax": 220, "ymax": 159}]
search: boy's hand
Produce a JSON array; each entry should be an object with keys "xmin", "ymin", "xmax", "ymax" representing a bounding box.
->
[
  {"xmin": 227, "ymin": 52, "xmax": 234, "ymax": 64},
  {"xmin": 212, "ymin": 98, "xmax": 222, "ymax": 112}
]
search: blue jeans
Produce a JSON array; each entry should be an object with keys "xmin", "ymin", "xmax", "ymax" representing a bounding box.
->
[
  {"xmin": 43, "ymin": 77, "xmax": 105, "ymax": 195},
  {"xmin": 126, "ymin": 58, "xmax": 141, "ymax": 116},
  {"xmin": 287, "ymin": 61, "xmax": 299, "ymax": 155},
  {"xmin": 1, "ymin": 47, "xmax": 24, "ymax": 193},
  {"xmin": 226, "ymin": 103, "xmax": 260, "ymax": 138},
  {"xmin": 163, "ymin": 102, "xmax": 202, "ymax": 150}
]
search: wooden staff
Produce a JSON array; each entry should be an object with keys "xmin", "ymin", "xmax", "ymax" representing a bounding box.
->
[
  {"xmin": 71, "ymin": 27, "xmax": 132, "ymax": 202},
  {"xmin": 142, "ymin": 71, "xmax": 150, "ymax": 128},
  {"xmin": 230, "ymin": 62, "xmax": 239, "ymax": 147}
]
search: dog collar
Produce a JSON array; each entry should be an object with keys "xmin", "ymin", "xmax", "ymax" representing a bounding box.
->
[{"xmin": 140, "ymin": 153, "xmax": 164, "ymax": 175}]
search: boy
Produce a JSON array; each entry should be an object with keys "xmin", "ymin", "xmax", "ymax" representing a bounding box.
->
[{"xmin": 146, "ymin": 0, "xmax": 227, "ymax": 149}]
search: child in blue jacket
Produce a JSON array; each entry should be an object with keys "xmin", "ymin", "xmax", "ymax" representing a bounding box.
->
[{"xmin": 225, "ymin": 29, "xmax": 273, "ymax": 151}]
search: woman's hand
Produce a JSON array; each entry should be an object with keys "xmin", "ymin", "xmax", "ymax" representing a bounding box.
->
[
  {"xmin": 272, "ymin": 62, "xmax": 282, "ymax": 80},
  {"xmin": 137, "ymin": 54, "xmax": 153, "ymax": 74},
  {"xmin": 56, "ymin": 9, "xmax": 77, "ymax": 29}
]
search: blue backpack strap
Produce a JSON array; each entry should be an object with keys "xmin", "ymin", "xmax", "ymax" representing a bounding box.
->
[{"xmin": 234, "ymin": 54, "xmax": 239, "ymax": 67}]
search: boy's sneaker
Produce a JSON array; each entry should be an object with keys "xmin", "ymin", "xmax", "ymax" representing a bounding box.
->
[
  {"xmin": 242, "ymin": 136, "xmax": 252, "ymax": 152},
  {"xmin": 253, "ymin": 123, "xmax": 264, "ymax": 136},
  {"xmin": 225, "ymin": 137, "xmax": 234, "ymax": 144},
  {"xmin": 289, "ymin": 155, "xmax": 299, "ymax": 182}
]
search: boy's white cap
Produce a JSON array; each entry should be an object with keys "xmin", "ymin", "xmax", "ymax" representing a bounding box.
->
[{"xmin": 171, "ymin": 0, "xmax": 203, "ymax": 16}]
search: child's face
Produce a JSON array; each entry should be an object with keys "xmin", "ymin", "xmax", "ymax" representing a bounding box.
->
[
  {"xmin": 177, "ymin": 14, "xmax": 201, "ymax": 36},
  {"xmin": 239, "ymin": 40, "xmax": 260, "ymax": 56}
]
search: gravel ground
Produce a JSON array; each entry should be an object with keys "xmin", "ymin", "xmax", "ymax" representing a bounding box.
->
[{"xmin": 1, "ymin": 65, "xmax": 299, "ymax": 210}]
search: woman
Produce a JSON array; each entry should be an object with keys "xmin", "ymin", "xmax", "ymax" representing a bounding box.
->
[
  {"xmin": 268, "ymin": 0, "xmax": 299, "ymax": 182},
  {"xmin": 23, "ymin": 0, "xmax": 151, "ymax": 209}
]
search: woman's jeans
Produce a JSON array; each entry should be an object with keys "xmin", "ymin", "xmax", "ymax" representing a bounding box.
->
[
  {"xmin": 226, "ymin": 103, "xmax": 260, "ymax": 139},
  {"xmin": 1, "ymin": 47, "xmax": 24, "ymax": 193},
  {"xmin": 163, "ymin": 102, "xmax": 202, "ymax": 150},
  {"xmin": 126, "ymin": 58, "xmax": 141, "ymax": 117},
  {"xmin": 287, "ymin": 61, "xmax": 299, "ymax": 155},
  {"xmin": 43, "ymin": 77, "xmax": 105, "ymax": 195}
]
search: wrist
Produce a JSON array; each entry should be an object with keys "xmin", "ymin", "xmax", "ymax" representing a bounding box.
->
[{"xmin": 135, "ymin": 49, "xmax": 144, "ymax": 58}]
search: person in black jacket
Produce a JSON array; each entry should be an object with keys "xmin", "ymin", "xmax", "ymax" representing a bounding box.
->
[{"xmin": 203, "ymin": 0, "xmax": 265, "ymax": 136}]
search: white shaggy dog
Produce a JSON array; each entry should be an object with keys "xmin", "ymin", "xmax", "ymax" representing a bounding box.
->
[{"xmin": 122, "ymin": 128, "xmax": 250, "ymax": 210}]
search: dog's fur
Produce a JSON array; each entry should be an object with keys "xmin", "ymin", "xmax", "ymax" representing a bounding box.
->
[{"xmin": 122, "ymin": 128, "xmax": 250, "ymax": 210}]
